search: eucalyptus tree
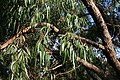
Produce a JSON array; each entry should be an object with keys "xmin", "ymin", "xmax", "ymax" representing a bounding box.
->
[{"xmin": 0, "ymin": 0, "xmax": 120, "ymax": 80}]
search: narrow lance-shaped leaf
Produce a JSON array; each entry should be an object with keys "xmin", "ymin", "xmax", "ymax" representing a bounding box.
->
[
  {"xmin": 63, "ymin": 48, "xmax": 67, "ymax": 64},
  {"xmin": 62, "ymin": 43, "xmax": 65, "ymax": 52},
  {"xmin": 72, "ymin": 51, "xmax": 76, "ymax": 69},
  {"xmin": 83, "ymin": 48, "xmax": 86, "ymax": 61},
  {"xmin": 40, "ymin": 51, "xmax": 42, "ymax": 67},
  {"xmin": 80, "ymin": 46, "xmax": 83, "ymax": 58},
  {"xmin": 69, "ymin": 45, "xmax": 73, "ymax": 60},
  {"xmin": 25, "ymin": 0, "xmax": 28, "ymax": 7}
]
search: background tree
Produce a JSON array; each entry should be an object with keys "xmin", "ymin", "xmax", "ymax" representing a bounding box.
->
[{"xmin": 0, "ymin": 0, "xmax": 120, "ymax": 80}]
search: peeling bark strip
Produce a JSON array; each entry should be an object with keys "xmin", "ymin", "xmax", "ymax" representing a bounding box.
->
[{"xmin": 81, "ymin": 0, "xmax": 120, "ymax": 75}]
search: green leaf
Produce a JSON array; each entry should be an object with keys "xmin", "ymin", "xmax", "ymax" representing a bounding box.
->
[
  {"xmin": 69, "ymin": 45, "xmax": 73, "ymax": 60},
  {"xmin": 24, "ymin": 65, "xmax": 29, "ymax": 78},
  {"xmin": 45, "ymin": 53, "xmax": 50, "ymax": 66},
  {"xmin": 18, "ymin": 49, "xmax": 22, "ymax": 61},
  {"xmin": 72, "ymin": 51, "xmax": 76, "ymax": 69},
  {"xmin": 80, "ymin": 47, "xmax": 83, "ymax": 58},
  {"xmin": 11, "ymin": 61, "xmax": 17, "ymax": 73},
  {"xmin": 25, "ymin": 0, "xmax": 28, "ymax": 7},
  {"xmin": 39, "ymin": 51, "xmax": 42, "ymax": 67},
  {"xmin": 28, "ymin": 0, "xmax": 31, "ymax": 4},
  {"xmin": 62, "ymin": 43, "xmax": 65, "ymax": 52},
  {"xmin": 24, "ymin": 47, "xmax": 31, "ymax": 56},
  {"xmin": 83, "ymin": 49, "xmax": 86, "ymax": 61},
  {"xmin": 63, "ymin": 49, "xmax": 67, "ymax": 64}
]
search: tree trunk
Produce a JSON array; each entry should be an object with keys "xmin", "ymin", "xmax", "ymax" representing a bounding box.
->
[{"xmin": 81, "ymin": 0, "xmax": 120, "ymax": 77}]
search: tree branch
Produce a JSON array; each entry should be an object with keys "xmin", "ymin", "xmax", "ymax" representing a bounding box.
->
[
  {"xmin": 46, "ymin": 47, "xmax": 114, "ymax": 80},
  {"xmin": 73, "ymin": 34, "xmax": 105, "ymax": 50},
  {"xmin": 0, "ymin": 23, "xmax": 105, "ymax": 51},
  {"xmin": 77, "ymin": 57, "xmax": 112, "ymax": 80},
  {"xmin": 0, "ymin": 23, "xmax": 58, "ymax": 49}
]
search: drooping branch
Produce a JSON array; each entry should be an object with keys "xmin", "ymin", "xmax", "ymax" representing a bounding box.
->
[
  {"xmin": 0, "ymin": 23, "xmax": 105, "ymax": 51},
  {"xmin": 77, "ymin": 57, "xmax": 114, "ymax": 80},
  {"xmin": 46, "ymin": 48, "xmax": 111, "ymax": 80},
  {"xmin": 77, "ymin": 57, "xmax": 105, "ymax": 80},
  {"xmin": 0, "ymin": 23, "xmax": 58, "ymax": 49},
  {"xmin": 81, "ymin": 0, "xmax": 120, "ymax": 76}
]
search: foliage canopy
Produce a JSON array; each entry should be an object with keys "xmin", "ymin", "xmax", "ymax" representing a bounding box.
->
[{"xmin": 0, "ymin": 0, "xmax": 120, "ymax": 80}]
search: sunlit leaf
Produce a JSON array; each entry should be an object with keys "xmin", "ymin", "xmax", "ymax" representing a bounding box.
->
[
  {"xmin": 11, "ymin": 61, "xmax": 17, "ymax": 73},
  {"xmin": 69, "ymin": 45, "xmax": 73, "ymax": 60},
  {"xmin": 24, "ymin": 66, "xmax": 29, "ymax": 79},
  {"xmin": 72, "ymin": 51, "xmax": 76, "ymax": 69},
  {"xmin": 62, "ymin": 43, "xmax": 65, "ymax": 52},
  {"xmin": 24, "ymin": 47, "xmax": 31, "ymax": 56},
  {"xmin": 63, "ymin": 48, "xmax": 67, "ymax": 64},
  {"xmin": 25, "ymin": 0, "xmax": 28, "ymax": 7}
]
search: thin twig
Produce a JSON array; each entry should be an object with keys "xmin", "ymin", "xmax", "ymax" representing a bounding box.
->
[
  {"xmin": 49, "ymin": 64, "xmax": 63, "ymax": 71},
  {"xmin": 55, "ymin": 65, "xmax": 81, "ymax": 77}
]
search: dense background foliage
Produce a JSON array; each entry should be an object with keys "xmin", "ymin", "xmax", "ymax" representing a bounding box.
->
[{"xmin": 0, "ymin": 0, "xmax": 120, "ymax": 80}]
